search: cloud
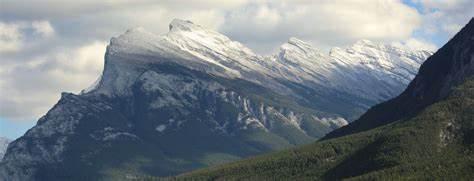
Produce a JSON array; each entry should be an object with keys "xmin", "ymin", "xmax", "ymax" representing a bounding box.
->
[
  {"xmin": 411, "ymin": 0, "xmax": 474, "ymax": 44},
  {"xmin": 0, "ymin": 20, "xmax": 55, "ymax": 54},
  {"xmin": 221, "ymin": 0, "xmax": 422, "ymax": 53},
  {"xmin": 0, "ymin": 22, "xmax": 23, "ymax": 53},
  {"xmin": 0, "ymin": 41, "xmax": 106, "ymax": 121},
  {"xmin": 32, "ymin": 20, "xmax": 55, "ymax": 38},
  {"xmin": 392, "ymin": 38, "xmax": 438, "ymax": 51},
  {"xmin": 404, "ymin": 38, "xmax": 438, "ymax": 51}
]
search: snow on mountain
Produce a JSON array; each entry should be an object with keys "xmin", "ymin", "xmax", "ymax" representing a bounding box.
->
[
  {"xmin": 267, "ymin": 37, "xmax": 432, "ymax": 103},
  {"xmin": 88, "ymin": 18, "xmax": 432, "ymax": 114},
  {"xmin": 0, "ymin": 137, "xmax": 9, "ymax": 161},
  {"xmin": 328, "ymin": 40, "xmax": 432, "ymax": 101}
]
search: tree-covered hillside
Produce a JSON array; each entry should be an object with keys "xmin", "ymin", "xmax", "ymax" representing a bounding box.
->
[{"xmin": 177, "ymin": 77, "xmax": 474, "ymax": 180}]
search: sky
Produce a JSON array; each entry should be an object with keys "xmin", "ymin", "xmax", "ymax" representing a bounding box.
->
[{"xmin": 0, "ymin": 0, "xmax": 473, "ymax": 140}]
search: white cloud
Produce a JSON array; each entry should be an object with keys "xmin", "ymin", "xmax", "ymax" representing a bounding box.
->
[
  {"xmin": 32, "ymin": 20, "xmax": 55, "ymax": 38},
  {"xmin": 0, "ymin": 22, "xmax": 23, "ymax": 53},
  {"xmin": 413, "ymin": 0, "xmax": 473, "ymax": 43},
  {"xmin": 0, "ymin": 20, "xmax": 56, "ymax": 53},
  {"xmin": 404, "ymin": 38, "xmax": 438, "ymax": 51},
  {"xmin": 0, "ymin": 41, "xmax": 106, "ymax": 121},
  {"xmin": 221, "ymin": 0, "xmax": 421, "ymax": 53}
]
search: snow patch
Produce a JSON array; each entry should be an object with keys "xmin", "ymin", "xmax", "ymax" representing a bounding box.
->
[
  {"xmin": 319, "ymin": 117, "xmax": 348, "ymax": 128},
  {"xmin": 155, "ymin": 125, "xmax": 167, "ymax": 132}
]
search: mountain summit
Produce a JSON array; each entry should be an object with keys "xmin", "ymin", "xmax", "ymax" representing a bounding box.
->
[{"xmin": 0, "ymin": 19, "xmax": 431, "ymax": 180}]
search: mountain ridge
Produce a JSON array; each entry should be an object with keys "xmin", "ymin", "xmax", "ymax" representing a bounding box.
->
[
  {"xmin": 325, "ymin": 17, "xmax": 474, "ymax": 139},
  {"xmin": 175, "ymin": 17, "xmax": 474, "ymax": 180},
  {"xmin": 89, "ymin": 18, "xmax": 431, "ymax": 120}
]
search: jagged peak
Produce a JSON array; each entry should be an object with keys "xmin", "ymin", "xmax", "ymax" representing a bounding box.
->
[
  {"xmin": 282, "ymin": 37, "xmax": 318, "ymax": 51},
  {"xmin": 165, "ymin": 19, "xmax": 256, "ymax": 58},
  {"xmin": 350, "ymin": 39, "xmax": 400, "ymax": 52},
  {"xmin": 287, "ymin": 37, "xmax": 311, "ymax": 47},
  {"xmin": 279, "ymin": 37, "xmax": 324, "ymax": 58},
  {"xmin": 169, "ymin": 18, "xmax": 197, "ymax": 32}
]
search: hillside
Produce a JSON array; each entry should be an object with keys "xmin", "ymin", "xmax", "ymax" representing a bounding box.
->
[{"xmin": 178, "ymin": 76, "xmax": 474, "ymax": 180}]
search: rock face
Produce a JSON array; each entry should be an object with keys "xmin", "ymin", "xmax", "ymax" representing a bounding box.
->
[
  {"xmin": 0, "ymin": 19, "xmax": 431, "ymax": 180},
  {"xmin": 0, "ymin": 137, "xmax": 8, "ymax": 161}
]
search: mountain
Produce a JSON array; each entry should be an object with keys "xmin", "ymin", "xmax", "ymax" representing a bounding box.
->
[
  {"xmin": 0, "ymin": 137, "xmax": 8, "ymax": 161},
  {"xmin": 324, "ymin": 16, "xmax": 474, "ymax": 139},
  {"xmin": 0, "ymin": 19, "xmax": 430, "ymax": 180},
  {"xmin": 177, "ymin": 18, "xmax": 474, "ymax": 180}
]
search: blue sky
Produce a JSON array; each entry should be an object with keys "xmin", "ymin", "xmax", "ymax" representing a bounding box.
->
[
  {"xmin": 0, "ymin": 118, "xmax": 33, "ymax": 140},
  {"xmin": 0, "ymin": 0, "xmax": 473, "ymax": 140}
]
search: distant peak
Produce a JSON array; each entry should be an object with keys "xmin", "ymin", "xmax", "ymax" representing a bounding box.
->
[
  {"xmin": 169, "ymin": 19, "xmax": 197, "ymax": 32},
  {"xmin": 281, "ymin": 37, "xmax": 320, "ymax": 53},
  {"xmin": 278, "ymin": 37, "xmax": 325, "ymax": 61},
  {"xmin": 287, "ymin": 37, "xmax": 312, "ymax": 48}
]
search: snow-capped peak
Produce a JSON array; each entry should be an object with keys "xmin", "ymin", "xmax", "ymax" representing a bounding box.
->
[
  {"xmin": 286, "ymin": 37, "xmax": 315, "ymax": 51},
  {"xmin": 87, "ymin": 19, "xmax": 432, "ymax": 105},
  {"xmin": 353, "ymin": 39, "xmax": 377, "ymax": 47},
  {"xmin": 278, "ymin": 37, "xmax": 326, "ymax": 62},
  {"xmin": 169, "ymin": 19, "xmax": 195, "ymax": 32},
  {"xmin": 165, "ymin": 19, "xmax": 256, "ymax": 59},
  {"xmin": 107, "ymin": 26, "xmax": 164, "ymax": 56}
]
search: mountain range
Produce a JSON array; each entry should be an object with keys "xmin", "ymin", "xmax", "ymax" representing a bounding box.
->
[
  {"xmin": 0, "ymin": 19, "xmax": 433, "ymax": 180},
  {"xmin": 177, "ymin": 18, "xmax": 474, "ymax": 180}
]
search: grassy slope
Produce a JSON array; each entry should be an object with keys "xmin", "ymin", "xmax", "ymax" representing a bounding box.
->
[{"xmin": 176, "ymin": 78, "xmax": 474, "ymax": 180}]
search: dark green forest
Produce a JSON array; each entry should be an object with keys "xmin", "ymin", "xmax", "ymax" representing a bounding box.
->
[{"xmin": 175, "ymin": 77, "xmax": 474, "ymax": 180}]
